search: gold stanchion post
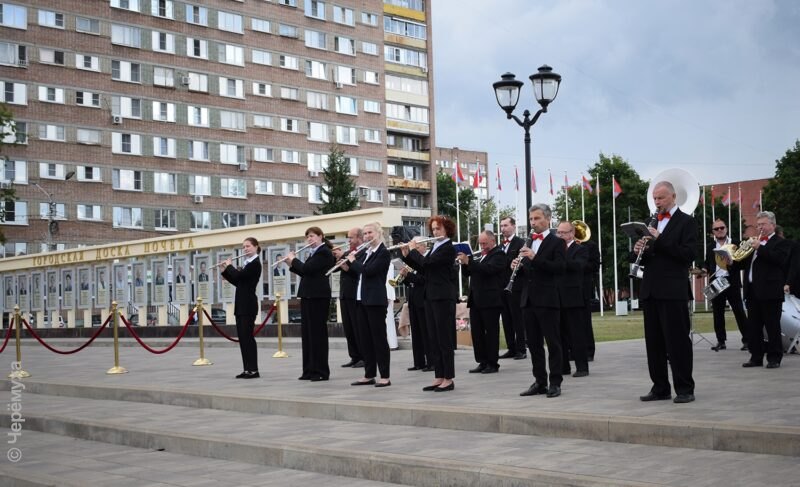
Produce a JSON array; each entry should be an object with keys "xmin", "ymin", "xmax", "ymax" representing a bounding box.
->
[
  {"xmin": 8, "ymin": 306, "xmax": 31, "ymax": 379},
  {"xmin": 193, "ymin": 297, "xmax": 212, "ymax": 366},
  {"xmin": 106, "ymin": 301, "xmax": 128, "ymax": 374},
  {"xmin": 273, "ymin": 293, "xmax": 288, "ymax": 358}
]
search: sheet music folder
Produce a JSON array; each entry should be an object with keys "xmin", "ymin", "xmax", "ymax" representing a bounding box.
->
[{"xmin": 620, "ymin": 222, "xmax": 652, "ymax": 239}]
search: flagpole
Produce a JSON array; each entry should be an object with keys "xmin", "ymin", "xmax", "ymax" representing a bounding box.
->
[
  {"xmin": 454, "ymin": 156, "xmax": 463, "ymax": 297},
  {"xmin": 496, "ymin": 163, "xmax": 501, "ymax": 243},
  {"xmin": 514, "ymin": 165, "xmax": 521, "ymax": 234},
  {"xmin": 564, "ymin": 171, "xmax": 569, "ymax": 222},
  {"xmin": 581, "ymin": 174, "xmax": 586, "ymax": 222},
  {"xmin": 612, "ymin": 175, "xmax": 619, "ymax": 314},
  {"xmin": 702, "ymin": 185, "xmax": 708, "ymax": 312},
  {"xmin": 737, "ymin": 184, "xmax": 742, "ymax": 241},
  {"xmin": 477, "ymin": 162, "xmax": 482, "ymax": 241},
  {"xmin": 596, "ymin": 178, "xmax": 604, "ymax": 317},
  {"xmin": 727, "ymin": 185, "xmax": 732, "ymax": 233},
  {"xmin": 711, "ymin": 185, "xmax": 715, "ymax": 223},
  {"xmin": 759, "ymin": 189, "xmax": 763, "ymax": 210}
]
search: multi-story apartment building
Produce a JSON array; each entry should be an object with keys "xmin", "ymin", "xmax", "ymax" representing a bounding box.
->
[
  {"xmin": 0, "ymin": 0, "xmax": 435, "ymax": 256},
  {"xmin": 434, "ymin": 147, "xmax": 490, "ymax": 201}
]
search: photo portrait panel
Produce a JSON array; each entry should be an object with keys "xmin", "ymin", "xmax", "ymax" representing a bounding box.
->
[
  {"xmin": 172, "ymin": 257, "xmax": 190, "ymax": 304},
  {"xmin": 77, "ymin": 267, "xmax": 92, "ymax": 309},
  {"xmin": 112, "ymin": 263, "xmax": 129, "ymax": 306},
  {"xmin": 2, "ymin": 275, "xmax": 14, "ymax": 312},
  {"xmin": 216, "ymin": 250, "xmax": 234, "ymax": 303},
  {"xmin": 61, "ymin": 268, "xmax": 75, "ymax": 310},
  {"xmin": 267, "ymin": 245, "xmax": 290, "ymax": 300},
  {"xmin": 194, "ymin": 254, "xmax": 213, "ymax": 304},
  {"xmin": 45, "ymin": 270, "xmax": 58, "ymax": 311},
  {"xmin": 131, "ymin": 261, "xmax": 147, "ymax": 306},
  {"xmin": 30, "ymin": 271, "xmax": 44, "ymax": 312},
  {"xmin": 151, "ymin": 259, "xmax": 168, "ymax": 305},
  {"xmin": 94, "ymin": 264, "xmax": 110, "ymax": 309}
]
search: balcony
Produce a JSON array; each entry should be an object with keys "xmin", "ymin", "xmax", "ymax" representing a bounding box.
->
[
  {"xmin": 387, "ymin": 148, "xmax": 429, "ymax": 162},
  {"xmin": 387, "ymin": 177, "xmax": 431, "ymax": 191}
]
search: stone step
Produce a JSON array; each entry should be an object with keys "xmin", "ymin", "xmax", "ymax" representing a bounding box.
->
[{"xmin": 3, "ymin": 393, "xmax": 796, "ymax": 487}]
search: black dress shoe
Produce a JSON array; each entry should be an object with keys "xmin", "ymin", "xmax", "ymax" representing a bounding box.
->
[
  {"xmin": 407, "ymin": 366, "xmax": 423, "ymax": 371},
  {"xmin": 711, "ymin": 342, "xmax": 726, "ymax": 351},
  {"xmin": 309, "ymin": 376, "xmax": 329, "ymax": 382},
  {"xmin": 587, "ymin": 355, "xmax": 595, "ymax": 362},
  {"xmin": 572, "ymin": 370, "xmax": 589, "ymax": 378},
  {"xmin": 546, "ymin": 385, "xmax": 561, "ymax": 398},
  {"xmin": 674, "ymin": 393, "xmax": 695, "ymax": 404},
  {"xmin": 742, "ymin": 360, "xmax": 763, "ymax": 368},
  {"xmin": 499, "ymin": 350, "xmax": 515, "ymax": 359},
  {"xmin": 242, "ymin": 371, "xmax": 259, "ymax": 379},
  {"xmin": 639, "ymin": 391, "xmax": 672, "ymax": 402},
  {"xmin": 433, "ymin": 382, "xmax": 454, "ymax": 392},
  {"xmin": 422, "ymin": 383, "xmax": 442, "ymax": 391},
  {"xmin": 374, "ymin": 380, "xmax": 391, "ymax": 388},
  {"xmin": 235, "ymin": 371, "xmax": 249, "ymax": 379},
  {"xmin": 740, "ymin": 344, "xmax": 749, "ymax": 351},
  {"xmin": 513, "ymin": 353, "xmax": 527, "ymax": 360},
  {"xmin": 520, "ymin": 382, "xmax": 547, "ymax": 396},
  {"xmin": 298, "ymin": 375, "xmax": 312, "ymax": 380},
  {"xmin": 341, "ymin": 360, "xmax": 356, "ymax": 367},
  {"xmin": 421, "ymin": 366, "xmax": 435, "ymax": 372},
  {"xmin": 351, "ymin": 378, "xmax": 376, "ymax": 386},
  {"xmin": 766, "ymin": 362, "xmax": 781, "ymax": 369},
  {"xmin": 481, "ymin": 365, "xmax": 499, "ymax": 374},
  {"xmin": 352, "ymin": 360, "xmax": 365, "ymax": 368},
  {"xmin": 469, "ymin": 364, "xmax": 487, "ymax": 373},
  {"xmin": 561, "ymin": 368, "xmax": 572, "ymax": 375}
]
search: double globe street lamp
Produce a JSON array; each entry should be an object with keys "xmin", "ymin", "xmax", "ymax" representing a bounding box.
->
[{"xmin": 493, "ymin": 65, "xmax": 562, "ymax": 213}]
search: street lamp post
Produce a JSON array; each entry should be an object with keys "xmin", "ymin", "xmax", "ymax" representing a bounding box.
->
[
  {"xmin": 31, "ymin": 171, "xmax": 74, "ymax": 251},
  {"xmin": 493, "ymin": 65, "xmax": 562, "ymax": 215}
]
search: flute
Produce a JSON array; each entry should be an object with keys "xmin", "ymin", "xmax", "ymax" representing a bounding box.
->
[
  {"xmin": 386, "ymin": 235, "xmax": 443, "ymax": 251},
  {"xmin": 272, "ymin": 243, "xmax": 312, "ymax": 267},
  {"xmin": 325, "ymin": 239, "xmax": 373, "ymax": 276},
  {"xmin": 212, "ymin": 254, "xmax": 249, "ymax": 269}
]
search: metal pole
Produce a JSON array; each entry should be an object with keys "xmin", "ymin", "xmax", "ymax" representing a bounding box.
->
[
  {"xmin": 193, "ymin": 297, "xmax": 212, "ymax": 366},
  {"xmin": 106, "ymin": 301, "xmax": 128, "ymax": 374},
  {"xmin": 8, "ymin": 306, "xmax": 31, "ymax": 379},
  {"xmin": 523, "ymin": 114, "xmax": 532, "ymax": 213},
  {"xmin": 273, "ymin": 292, "xmax": 288, "ymax": 358}
]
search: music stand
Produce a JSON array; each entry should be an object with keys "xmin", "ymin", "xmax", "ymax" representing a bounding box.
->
[{"xmin": 688, "ymin": 274, "xmax": 713, "ymax": 346}]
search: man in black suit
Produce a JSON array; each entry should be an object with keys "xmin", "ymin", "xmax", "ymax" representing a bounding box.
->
[
  {"xmin": 333, "ymin": 227, "xmax": 365, "ymax": 368},
  {"xmin": 556, "ymin": 221, "xmax": 590, "ymax": 377},
  {"xmin": 518, "ymin": 204, "xmax": 566, "ymax": 398},
  {"xmin": 736, "ymin": 211, "xmax": 792, "ymax": 369},
  {"xmin": 457, "ymin": 230, "xmax": 506, "ymax": 374},
  {"xmin": 498, "ymin": 217, "xmax": 527, "ymax": 360},
  {"xmin": 581, "ymin": 239, "xmax": 600, "ymax": 361},
  {"xmin": 635, "ymin": 181, "xmax": 697, "ymax": 404},
  {"xmin": 401, "ymin": 241, "xmax": 430, "ymax": 371},
  {"xmin": 703, "ymin": 218, "xmax": 748, "ymax": 351}
]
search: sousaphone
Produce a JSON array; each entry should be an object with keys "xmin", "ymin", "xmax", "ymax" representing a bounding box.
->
[{"xmin": 646, "ymin": 168, "xmax": 700, "ymax": 215}]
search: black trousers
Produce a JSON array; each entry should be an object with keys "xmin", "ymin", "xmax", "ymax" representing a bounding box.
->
[
  {"xmin": 235, "ymin": 313, "xmax": 258, "ymax": 372},
  {"xmin": 522, "ymin": 306, "xmax": 562, "ymax": 387},
  {"xmin": 409, "ymin": 303, "xmax": 429, "ymax": 367},
  {"xmin": 560, "ymin": 307, "xmax": 588, "ymax": 373},
  {"xmin": 340, "ymin": 298, "xmax": 362, "ymax": 362},
  {"xmin": 424, "ymin": 299, "xmax": 456, "ymax": 379},
  {"xmin": 470, "ymin": 306, "xmax": 501, "ymax": 367},
  {"xmin": 301, "ymin": 298, "xmax": 330, "ymax": 379},
  {"xmin": 711, "ymin": 282, "xmax": 748, "ymax": 344},
  {"xmin": 642, "ymin": 299, "xmax": 694, "ymax": 396},
  {"xmin": 746, "ymin": 298, "xmax": 783, "ymax": 364},
  {"xmin": 583, "ymin": 305, "xmax": 596, "ymax": 358},
  {"xmin": 501, "ymin": 290, "xmax": 525, "ymax": 354},
  {"xmin": 356, "ymin": 302, "xmax": 390, "ymax": 379}
]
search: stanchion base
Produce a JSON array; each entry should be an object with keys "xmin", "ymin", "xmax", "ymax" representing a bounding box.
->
[
  {"xmin": 193, "ymin": 358, "xmax": 213, "ymax": 366},
  {"xmin": 106, "ymin": 366, "xmax": 128, "ymax": 375},
  {"xmin": 272, "ymin": 351, "xmax": 289, "ymax": 358},
  {"xmin": 8, "ymin": 370, "xmax": 31, "ymax": 379}
]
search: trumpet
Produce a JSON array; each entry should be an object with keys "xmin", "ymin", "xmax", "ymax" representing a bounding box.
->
[
  {"xmin": 504, "ymin": 234, "xmax": 533, "ymax": 293},
  {"xmin": 212, "ymin": 254, "xmax": 249, "ymax": 269},
  {"xmin": 388, "ymin": 265, "xmax": 415, "ymax": 287},
  {"xmin": 456, "ymin": 249, "xmax": 483, "ymax": 263},
  {"xmin": 325, "ymin": 239, "xmax": 373, "ymax": 276},
  {"xmin": 272, "ymin": 243, "xmax": 312, "ymax": 267},
  {"xmin": 386, "ymin": 235, "xmax": 443, "ymax": 251}
]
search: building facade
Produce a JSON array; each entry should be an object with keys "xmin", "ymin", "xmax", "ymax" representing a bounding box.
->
[{"xmin": 0, "ymin": 0, "xmax": 435, "ymax": 256}]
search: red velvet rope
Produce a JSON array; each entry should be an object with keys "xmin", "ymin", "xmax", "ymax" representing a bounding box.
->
[
  {"xmin": 119, "ymin": 311, "xmax": 194, "ymax": 354},
  {"xmin": 21, "ymin": 315, "xmax": 111, "ymax": 355},
  {"xmin": 0, "ymin": 318, "xmax": 14, "ymax": 354},
  {"xmin": 254, "ymin": 303, "xmax": 277, "ymax": 335},
  {"xmin": 204, "ymin": 303, "xmax": 277, "ymax": 343}
]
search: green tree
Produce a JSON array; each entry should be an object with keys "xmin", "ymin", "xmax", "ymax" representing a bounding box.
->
[
  {"xmin": 317, "ymin": 144, "xmax": 358, "ymax": 214},
  {"xmin": 0, "ymin": 103, "xmax": 18, "ymax": 243},
  {"xmin": 762, "ymin": 140, "xmax": 800, "ymax": 239},
  {"xmin": 436, "ymin": 170, "xmax": 475, "ymax": 241}
]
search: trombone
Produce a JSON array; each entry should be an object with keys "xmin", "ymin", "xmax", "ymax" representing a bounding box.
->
[
  {"xmin": 272, "ymin": 243, "xmax": 312, "ymax": 267},
  {"xmin": 386, "ymin": 235, "xmax": 443, "ymax": 251},
  {"xmin": 325, "ymin": 239, "xmax": 373, "ymax": 276}
]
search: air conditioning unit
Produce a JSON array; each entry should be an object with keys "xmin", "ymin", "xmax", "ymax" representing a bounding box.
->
[
  {"xmin": 359, "ymin": 187, "xmax": 369, "ymax": 197},
  {"xmin": 334, "ymin": 81, "xmax": 343, "ymax": 89},
  {"xmin": 193, "ymin": 195, "xmax": 204, "ymax": 204},
  {"xmin": 238, "ymin": 162, "xmax": 248, "ymax": 171},
  {"xmin": 111, "ymin": 115, "xmax": 123, "ymax": 125},
  {"xmin": 308, "ymin": 170, "xmax": 319, "ymax": 177},
  {"xmin": 421, "ymin": 66, "xmax": 428, "ymax": 74},
  {"xmin": 17, "ymin": 59, "xmax": 28, "ymax": 68},
  {"xmin": 180, "ymin": 76, "xmax": 191, "ymax": 86},
  {"xmin": 0, "ymin": 182, "xmax": 11, "ymax": 190}
]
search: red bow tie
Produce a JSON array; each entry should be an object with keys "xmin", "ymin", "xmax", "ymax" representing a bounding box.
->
[
  {"xmin": 531, "ymin": 233, "xmax": 544, "ymax": 241},
  {"xmin": 657, "ymin": 213, "xmax": 671, "ymax": 221},
  {"xmin": 760, "ymin": 237, "xmax": 769, "ymax": 244},
  {"xmin": 482, "ymin": 250, "xmax": 488, "ymax": 256},
  {"xmin": 502, "ymin": 239, "xmax": 510, "ymax": 245}
]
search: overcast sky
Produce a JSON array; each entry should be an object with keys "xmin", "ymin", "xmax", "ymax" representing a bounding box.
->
[{"xmin": 431, "ymin": 0, "xmax": 800, "ymax": 208}]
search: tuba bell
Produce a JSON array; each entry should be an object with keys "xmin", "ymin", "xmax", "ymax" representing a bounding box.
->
[
  {"xmin": 645, "ymin": 168, "xmax": 700, "ymax": 215},
  {"xmin": 572, "ymin": 220, "xmax": 591, "ymax": 243}
]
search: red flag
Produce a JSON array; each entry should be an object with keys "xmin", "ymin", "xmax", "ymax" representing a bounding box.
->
[
  {"xmin": 548, "ymin": 171, "xmax": 554, "ymax": 196},
  {"xmin": 752, "ymin": 199, "xmax": 760, "ymax": 210},
  {"xmin": 582, "ymin": 175, "xmax": 593, "ymax": 193},
  {"xmin": 531, "ymin": 169, "xmax": 537, "ymax": 193},
  {"xmin": 496, "ymin": 165, "xmax": 501, "ymax": 191},
  {"xmin": 472, "ymin": 166, "xmax": 483, "ymax": 189},
  {"xmin": 699, "ymin": 187, "xmax": 705, "ymax": 205},
  {"xmin": 452, "ymin": 162, "xmax": 465, "ymax": 184},
  {"xmin": 612, "ymin": 177, "xmax": 622, "ymax": 199},
  {"xmin": 721, "ymin": 190, "xmax": 731, "ymax": 207},
  {"xmin": 514, "ymin": 166, "xmax": 519, "ymax": 191}
]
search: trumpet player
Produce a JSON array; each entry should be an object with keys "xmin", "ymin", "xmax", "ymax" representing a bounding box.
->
[
  {"xmin": 400, "ymin": 241, "xmax": 431, "ymax": 372},
  {"xmin": 555, "ymin": 221, "xmax": 590, "ymax": 377},
  {"xmin": 457, "ymin": 231, "xmax": 506, "ymax": 375},
  {"xmin": 332, "ymin": 227, "xmax": 366, "ymax": 369}
]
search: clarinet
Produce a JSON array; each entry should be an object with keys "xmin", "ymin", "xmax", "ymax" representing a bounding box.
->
[
  {"xmin": 629, "ymin": 213, "xmax": 658, "ymax": 279},
  {"xmin": 504, "ymin": 234, "xmax": 533, "ymax": 293}
]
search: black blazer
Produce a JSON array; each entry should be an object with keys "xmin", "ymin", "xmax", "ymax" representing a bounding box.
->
[
  {"xmin": 336, "ymin": 251, "xmax": 365, "ymax": 300},
  {"xmin": 638, "ymin": 208, "xmax": 697, "ymax": 301},
  {"xmin": 581, "ymin": 240, "xmax": 600, "ymax": 302},
  {"xmin": 501, "ymin": 235, "xmax": 525, "ymax": 293},
  {"xmin": 519, "ymin": 233, "xmax": 565, "ymax": 309},
  {"xmin": 734, "ymin": 235, "xmax": 792, "ymax": 301},
  {"xmin": 463, "ymin": 246, "xmax": 505, "ymax": 309},
  {"xmin": 559, "ymin": 242, "xmax": 588, "ymax": 309},
  {"xmin": 290, "ymin": 245, "xmax": 335, "ymax": 299},
  {"xmin": 221, "ymin": 257, "xmax": 262, "ymax": 316},
  {"xmin": 403, "ymin": 271, "xmax": 426, "ymax": 307},
  {"xmin": 402, "ymin": 240, "xmax": 457, "ymax": 301},
  {"xmin": 348, "ymin": 243, "xmax": 391, "ymax": 306},
  {"xmin": 786, "ymin": 241, "xmax": 800, "ymax": 298},
  {"xmin": 703, "ymin": 238, "xmax": 742, "ymax": 288}
]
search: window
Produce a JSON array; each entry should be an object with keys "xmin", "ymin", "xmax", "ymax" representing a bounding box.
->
[
  {"xmin": 386, "ymin": 103, "xmax": 429, "ymax": 123},
  {"xmin": 39, "ymin": 48, "xmax": 65, "ymax": 65},
  {"xmin": 111, "ymin": 60, "xmax": 141, "ymax": 83},
  {"xmin": 189, "ymin": 140, "xmax": 209, "ymax": 161},
  {"xmin": 76, "ymin": 91, "xmax": 101, "ymax": 108},
  {"xmin": 364, "ymin": 159, "xmax": 381, "ymax": 172},
  {"xmin": 38, "ymin": 124, "xmax": 65, "ymax": 141},
  {"xmin": 153, "ymin": 66, "xmax": 174, "ymax": 87},
  {"xmin": 219, "ymin": 111, "xmax": 245, "ymax": 131},
  {"xmin": 305, "ymin": 60, "xmax": 327, "ymax": 80},
  {"xmin": 39, "ymin": 162, "xmax": 65, "ymax": 179},
  {"xmin": 187, "ymin": 72, "xmax": 207, "ymax": 92},
  {"xmin": 153, "ymin": 172, "xmax": 176, "ymax": 193},
  {"xmin": 218, "ymin": 44, "xmax": 244, "ymax": 65},
  {"xmin": 154, "ymin": 208, "xmax": 176, "ymax": 230},
  {"xmin": 307, "ymin": 153, "xmax": 328, "ymax": 172},
  {"xmin": 366, "ymin": 189, "xmax": 383, "ymax": 202},
  {"xmin": 219, "ymin": 77, "xmax": 244, "ymax": 98},
  {"xmin": 364, "ymin": 129, "xmax": 381, "ymax": 143},
  {"xmin": 110, "ymin": 0, "xmax": 140, "ymax": 12},
  {"xmin": 307, "ymin": 122, "xmax": 328, "ymax": 141},
  {"xmin": 153, "ymin": 136, "xmax": 176, "ymax": 157},
  {"xmin": 190, "ymin": 211, "xmax": 210, "ymax": 231},
  {"xmin": 111, "ymin": 96, "xmax": 142, "ymax": 119},
  {"xmin": 252, "ymin": 114, "xmax": 271, "ymax": 128},
  {"xmin": 336, "ymin": 126, "xmax": 357, "ymax": 145},
  {"xmin": 111, "ymin": 25, "xmax": 142, "ymax": 48},
  {"xmin": 335, "ymin": 95, "xmax": 356, "ymax": 115},
  {"xmin": 187, "ymin": 38, "xmax": 208, "ymax": 59},
  {"xmin": 38, "ymin": 10, "xmax": 64, "ymax": 29},
  {"xmin": 112, "ymin": 169, "xmax": 143, "ymax": 190},
  {"xmin": 251, "ymin": 18, "xmax": 270, "ymax": 33},
  {"xmin": 77, "ymin": 204, "xmax": 101, "ymax": 221},
  {"xmin": 76, "ymin": 128, "xmax": 101, "ymax": 145},
  {"xmin": 345, "ymin": 156, "xmax": 358, "ymax": 175},
  {"xmin": 1, "ymin": 200, "xmax": 27, "ymax": 224},
  {"xmin": 254, "ymin": 180, "xmax": 274, "ymax": 194},
  {"xmin": 308, "ymin": 184, "xmax": 324, "ymax": 204},
  {"xmin": 189, "ymin": 175, "xmax": 210, "ymax": 195},
  {"xmin": 304, "ymin": 30, "xmax": 327, "ymax": 50},
  {"xmin": 279, "ymin": 54, "xmax": 298, "ymax": 70},
  {"xmin": 361, "ymin": 41, "xmax": 378, "ymax": 55},
  {"xmin": 280, "ymin": 118, "xmax": 299, "ymax": 133},
  {"xmin": 251, "ymin": 49, "xmax": 271, "ymax": 65},
  {"xmin": 333, "ymin": 6, "xmax": 354, "ymax": 26},
  {"xmin": 252, "ymin": 82, "xmax": 271, "ymax": 97},
  {"xmin": 282, "ymin": 182, "xmax": 300, "ymax": 197},
  {"xmin": 222, "ymin": 212, "xmax": 246, "ymax": 228},
  {"xmin": 185, "ymin": 5, "xmax": 207, "ymax": 26},
  {"xmin": 384, "ymin": 17, "xmax": 426, "ymax": 40},
  {"xmin": 220, "ymin": 178, "xmax": 246, "ymax": 198},
  {"xmin": 188, "ymin": 106, "xmax": 209, "ymax": 126},
  {"xmin": 280, "ymin": 87, "xmax": 298, "ymax": 100},
  {"xmin": 77, "ymin": 165, "xmax": 101, "ymax": 182},
  {"xmin": 384, "ymin": 0, "xmax": 425, "ymax": 11},
  {"xmin": 151, "ymin": 0, "xmax": 173, "ymax": 19},
  {"xmin": 39, "ymin": 202, "xmax": 65, "ymax": 220},
  {"xmin": 0, "ymin": 4, "xmax": 26, "ymax": 29},
  {"xmin": 112, "ymin": 207, "xmax": 142, "ymax": 228},
  {"xmin": 386, "ymin": 74, "xmax": 429, "ymax": 95},
  {"xmin": 361, "ymin": 12, "xmax": 378, "ymax": 26},
  {"xmin": 306, "ymin": 91, "xmax": 327, "ymax": 110},
  {"xmin": 334, "ymin": 36, "xmax": 354, "ymax": 55},
  {"xmin": 76, "ymin": 54, "xmax": 99, "ymax": 71},
  {"xmin": 111, "ymin": 133, "xmax": 142, "ymax": 155},
  {"xmin": 282, "ymin": 150, "xmax": 300, "ymax": 164},
  {"xmin": 76, "ymin": 17, "xmax": 100, "ymax": 34},
  {"xmin": 38, "ymin": 86, "xmax": 64, "ymax": 104},
  {"xmin": 364, "ymin": 70, "xmax": 379, "ymax": 85},
  {"xmin": 1, "ymin": 159, "xmax": 27, "ymax": 183},
  {"xmin": 152, "ymin": 31, "xmax": 175, "ymax": 53},
  {"xmin": 218, "ymin": 11, "xmax": 243, "ymax": 34},
  {"xmin": 278, "ymin": 24, "xmax": 298, "ymax": 37},
  {"xmin": 304, "ymin": 0, "xmax": 325, "ymax": 20},
  {"xmin": 384, "ymin": 45, "xmax": 427, "ymax": 69},
  {"xmin": 152, "ymin": 101, "xmax": 175, "ymax": 122},
  {"xmin": 278, "ymin": 0, "xmax": 297, "ymax": 6},
  {"xmin": 219, "ymin": 144, "xmax": 244, "ymax": 164},
  {"xmin": 335, "ymin": 65, "xmax": 355, "ymax": 85},
  {"xmin": 363, "ymin": 100, "xmax": 380, "ymax": 113},
  {"xmin": 253, "ymin": 147, "xmax": 273, "ymax": 162}
]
